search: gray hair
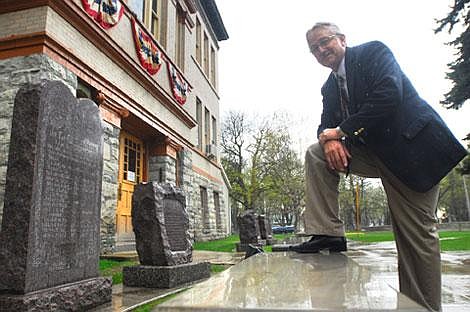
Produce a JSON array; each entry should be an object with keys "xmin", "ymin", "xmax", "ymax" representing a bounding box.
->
[{"xmin": 306, "ymin": 22, "xmax": 344, "ymax": 38}]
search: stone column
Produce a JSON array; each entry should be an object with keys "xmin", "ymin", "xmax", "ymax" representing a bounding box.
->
[{"xmin": 100, "ymin": 121, "xmax": 120, "ymax": 254}]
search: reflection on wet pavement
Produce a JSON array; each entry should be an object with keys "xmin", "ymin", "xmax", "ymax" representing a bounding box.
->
[
  {"xmin": 158, "ymin": 251, "xmax": 424, "ymax": 311},
  {"xmin": 346, "ymin": 241, "xmax": 470, "ymax": 311},
  {"xmin": 157, "ymin": 240, "xmax": 470, "ymax": 312}
]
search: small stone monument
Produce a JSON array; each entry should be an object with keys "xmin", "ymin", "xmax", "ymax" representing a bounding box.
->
[
  {"xmin": 0, "ymin": 81, "xmax": 111, "ymax": 311},
  {"xmin": 258, "ymin": 214, "xmax": 275, "ymax": 245},
  {"xmin": 236, "ymin": 209, "xmax": 262, "ymax": 252},
  {"xmin": 123, "ymin": 182, "xmax": 210, "ymax": 288}
]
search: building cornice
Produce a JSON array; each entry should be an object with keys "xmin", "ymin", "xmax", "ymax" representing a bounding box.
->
[{"xmin": 0, "ymin": 0, "xmax": 196, "ymax": 130}]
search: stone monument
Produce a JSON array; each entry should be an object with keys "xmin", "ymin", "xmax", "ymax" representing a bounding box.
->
[
  {"xmin": 236, "ymin": 209, "xmax": 262, "ymax": 252},
  {"xmin": 123, "ymin": 182, "xmax": 210, "ymax": 288},
  {"xmin": 258, "ymin": 214, "xmax": 275, "ymax": 245},
  {"xmin": 0, "ymin": 81, "xmax": 111, "ymax": 311}
]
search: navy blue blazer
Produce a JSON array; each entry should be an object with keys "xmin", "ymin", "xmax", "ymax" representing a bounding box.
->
[{"xmin": 318, "ymin": 41, "xmax": 467, "ymax": 192}]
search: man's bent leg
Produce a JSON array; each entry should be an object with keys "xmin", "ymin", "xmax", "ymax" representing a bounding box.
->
[
  {"xmin": 379, "ymin": 164, "xmax": 441, "ymax": 311},
  {"xmin": 303, "ymin": 143, "xmax": 344, "ymax": 236},
  {"xmin": 304, "ymin": 143, "xmax": 380, "ymax": 236}
]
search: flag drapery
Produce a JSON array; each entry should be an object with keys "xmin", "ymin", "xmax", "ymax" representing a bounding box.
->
[
  {"xmin": 167, "ymin": 61, "xmax": 189, "ymax": 105},
  {"xmin": 131, "ymin": 18, "xmax": 163, "ymax": 75},
  {"xmin": 81, "ymin": 0, "xmax": 124, "ymax": 29}
]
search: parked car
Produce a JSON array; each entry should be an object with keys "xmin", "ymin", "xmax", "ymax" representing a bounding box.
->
[{"xmin": 272, "ymin": 225, "xmax": 295, "ymax": 234}]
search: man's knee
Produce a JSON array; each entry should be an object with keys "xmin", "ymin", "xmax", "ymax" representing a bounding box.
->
[{"xmin": 305, "ymin": 142, "xmax": 323, "ymax": 161}]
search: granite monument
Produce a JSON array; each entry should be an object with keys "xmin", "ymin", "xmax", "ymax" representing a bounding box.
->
[
  {"xmin": 123, "ymin": 182, "xmax": 210, "ymax": 288},
  {"xmin": 0, "ymin": 81, "xmax": 111, "ymax": 311}
]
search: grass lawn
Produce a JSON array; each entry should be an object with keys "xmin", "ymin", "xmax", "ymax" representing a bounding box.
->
[
  {"xmin": 192, "ymin": 233, "xmax": 294, "ymax": 253},
  {"xmin": 99, "ymin": 259, "xmax": 138, "ymax": 284},
  {"xmin": 191, "ymin": 231, "xmax": 470, "ymax": 253},
  {"xmin": 346, "ymin": 230, "xmax": 470, "ymax": 252}
]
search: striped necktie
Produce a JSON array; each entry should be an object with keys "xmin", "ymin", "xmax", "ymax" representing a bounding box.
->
[{"xmin": 337, "ymin": 75, "xmax": 350, "ymax": 120}]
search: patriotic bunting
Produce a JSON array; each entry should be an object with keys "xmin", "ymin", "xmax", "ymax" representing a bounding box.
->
[
  {"xmin": 167, "ymin": 61, "xmax": 189, "ymax": 105},
  {"xmin": 81, "ymin": 0, "xmax": 124, "ymax": 29},
  {"xmin": 131, "ymin": 18, "xmax": 163, "ymax": 75}
]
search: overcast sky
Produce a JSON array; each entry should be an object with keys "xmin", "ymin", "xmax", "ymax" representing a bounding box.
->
[{"xmin": 216, "ymin": 0, "xmax": 469, "ymax": 154}]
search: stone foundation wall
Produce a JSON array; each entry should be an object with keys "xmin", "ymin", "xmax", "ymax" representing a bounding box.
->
[
  {"xmin": 100, "ymin": 121, "xmax": 120, "ymax": 254},
  {"xmin": 192, "ymin": 172, "xmax": 227, "ymax": 242},
  {"xmin": 148, "ymin": 155, "xmax": 177, "ymax": 185},
  {"xmin": 0, "ymin": 54, "xmax": 76, "ymax": 224}
]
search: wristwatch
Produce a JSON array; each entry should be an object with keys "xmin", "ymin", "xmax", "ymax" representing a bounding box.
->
[{"xmin": 335, "ymin": 126, "xmax": 347, "ymax": 138}]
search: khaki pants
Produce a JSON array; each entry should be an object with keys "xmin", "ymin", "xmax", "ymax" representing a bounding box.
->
[{"xmin": 304, "ymin": 142, "xmax": 441, "ymax": 311}]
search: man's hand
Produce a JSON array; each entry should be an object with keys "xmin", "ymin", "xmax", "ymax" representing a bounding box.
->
[
  {"xmin": 322, "ymin": 140, "xmax": 351, "ymax": 172},
  {"xmin": 318, "ymin": 127, "xmax": 345, "ymax": 145}
]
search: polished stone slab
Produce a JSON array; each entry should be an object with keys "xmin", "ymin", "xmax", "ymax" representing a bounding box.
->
[{"xmin": 157, "ymin": 252, "xmax": 425, "ymax": 311}]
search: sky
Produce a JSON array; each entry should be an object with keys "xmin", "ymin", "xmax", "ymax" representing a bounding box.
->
[{"xmin": 215, "ymin": 0, "xmax": 469, "ymax": 155}]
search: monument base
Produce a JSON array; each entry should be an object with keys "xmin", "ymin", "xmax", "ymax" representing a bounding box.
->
[
  {"xmin": 271, "ymin": 244, "xmax": 291, "ymax": 252},
  {"xmin": 123, "ymin": 262, "xmax": 211, "ymax": 288},
  {"xmin": 0, "ymin": 277, "xmax": 112, "ymax": 312},
  {"xmin": 236, "ymin": 242, "xmax": 264, "ymax": 252}
]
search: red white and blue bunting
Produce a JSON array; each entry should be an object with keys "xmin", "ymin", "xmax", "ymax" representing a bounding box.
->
[
  {"xmin": 131, "ymin": 18, "xmax": 163, "ymax": 75},
  {"xmin": 81, "ymin": 0, "xmax": 124, "ymax": 29},
  {"xmin": 167, "ymin": 61, "xmax": 189, "ymax": 105}
]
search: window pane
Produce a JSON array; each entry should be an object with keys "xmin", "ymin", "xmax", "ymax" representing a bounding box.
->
[{"xmin": 128, "ymin": 0, "xmax": 144, "ymax": 21}]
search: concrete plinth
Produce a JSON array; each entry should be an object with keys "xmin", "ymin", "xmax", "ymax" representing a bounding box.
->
[
  {"xmin": 122, "ymin": 262, "xmax": 210, "ymax": 288},
  {"xmin": 0, "ymin": 277, "xmax": 112, "ymax": 312},
  {"xmin": 157, "ymin": 252, "xmax": 426, "ymax": 311}
]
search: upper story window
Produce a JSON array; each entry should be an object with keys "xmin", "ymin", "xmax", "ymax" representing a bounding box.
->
[
  {"xmin": 196, "ymin": 98, "xmax": 203, "ymax": 150},
  {"xmin": 128, "ymin": 0, "xmax": 167, "ymax": 48},
  {"xmin": 128, "ymin": 0, "xmax": 145, "ymax": 21},
  {"xmin": 196, "ymin": 18, "xmax": 202, "ymax": 65},
  {"xmin": 175, "ymin": 4, "xmax": 185, "ymax": 70},
  {"xmin": 203, "ymin": 32, "xmax": 209, "ymax": 75},
  {"xmin": 210, "ymin": 46, "xmax": 216, "ymax": 87}
]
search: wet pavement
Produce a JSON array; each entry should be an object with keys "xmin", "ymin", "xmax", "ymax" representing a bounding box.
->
[
  {"xmin": 93, "ymin": 241, "xmax": 470, "ymax": 311},
  {"xmin": 157, "ymin": 251, "xmax": 425, "ymax": 311}
]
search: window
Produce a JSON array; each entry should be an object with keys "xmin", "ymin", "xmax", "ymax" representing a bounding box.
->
[
  {"xmin": 150, "ymin": 0, "xmax": 161, "ymax": 41},
  {"xmin": 211, "ymin": 116, "xmax": 217, "ymax": 146},
  {"xmin": 200, "ymin": 186, "xmax": 209, "ymax": 229},
  {"xmin": 128, "ymin": 0, "xmax": 145, "ymax": 21},
  {"xmin": 76, "ymin": 78, "xmax": 98, "ymax": 104},
  {"xmin": 214, "ymin": 192, "xmax": 221, "ymax": 229},
  {"xmin": 196, "ymin": 98, "xmax": 203, "ymax": 150},
  {"xmin": 204, "ymin": 107, "xmax": 210, "ymax": 148},
  {"xmin": 203, "ymin": 32, "xmax": 209, "ymax": 75},
  {"xmin": 139, "ymin": 0, "xmax": 167, "ymax": 47},
  {"xmin": 210, "ymin": 46, "xmax": 216, "ymax": 87},
  {"xmin": 175, "ymin": 5, "xmax": 185, "ymax": 70},
  {"xmin": 196, "ymin": 18, "xmax": 202, "ymax": 64}
]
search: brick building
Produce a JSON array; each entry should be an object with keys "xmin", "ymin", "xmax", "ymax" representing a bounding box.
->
[{"xmin": 0, "ymin": 0, "xmax": 230, "ymax": 253}]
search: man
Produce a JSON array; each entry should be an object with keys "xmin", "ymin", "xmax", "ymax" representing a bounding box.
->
[{"xmin": 290, "ymin": 22, "xmax": 467, "ymax": 311}]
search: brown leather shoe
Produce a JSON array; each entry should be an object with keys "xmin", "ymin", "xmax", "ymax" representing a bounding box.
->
[{"xmin": 289, "ymin": 235, "xmax": 347, "ymax": 253}]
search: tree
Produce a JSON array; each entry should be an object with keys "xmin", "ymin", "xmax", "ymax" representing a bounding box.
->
[
  {"xmin": 435, "ymin": 2, "xmax": 470, "ymax": 174},
  {"xmin": 220, "ymin": 111, "xmax": 251, "ymax": 231},
  {"xmin": 435, "ymin": 0, "xmax": 470, "ymax": 110},
  {"xmin": 439, "ymin": 167, "xmax": 470, "ymax": 221},
  {"xmin": 221, "ymin": 111, "xmax": 305, "ymax": 230}
]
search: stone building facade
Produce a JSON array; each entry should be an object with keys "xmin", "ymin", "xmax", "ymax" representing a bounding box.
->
[{"xmin": 0, "ymin": 0, "xmax": 230, "ymax": 253}]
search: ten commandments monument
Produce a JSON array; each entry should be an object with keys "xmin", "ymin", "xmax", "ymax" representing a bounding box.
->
[{"xmin": 0, "ymin": 81, "xmax": 111, "ymax": 311}]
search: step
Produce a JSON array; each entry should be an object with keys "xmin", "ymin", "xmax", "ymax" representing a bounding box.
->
[{"xmin": 156, "ymin": 251, "xmax": 425, "ymax": 311}]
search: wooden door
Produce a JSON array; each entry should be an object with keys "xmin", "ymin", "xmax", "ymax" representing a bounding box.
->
[{"xmin": 117, "ymin": 131, "xmax": 144, "ymax": 241}]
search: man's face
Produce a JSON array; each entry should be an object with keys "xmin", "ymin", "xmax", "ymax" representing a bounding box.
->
[{"xmin": 307, "ymin": 28, "xmax": 346, "ymax": 71}]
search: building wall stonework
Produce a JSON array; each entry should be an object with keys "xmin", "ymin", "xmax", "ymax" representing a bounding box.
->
[
  {"xmin": 148, "ymin": 155, "xmax": 177, "ymax": 185},
  {"xmin": 0, "ymin": 54, "xmax": 76, "ymax": 223},
  {"xmin": 100, "ymin": 121, "xmax": 120, "ymax": 254}
]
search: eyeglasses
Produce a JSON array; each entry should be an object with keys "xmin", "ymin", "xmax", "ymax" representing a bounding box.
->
[{"xmin": 309, "ymin": 34, "xmax": 337, "ymax": 54}]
